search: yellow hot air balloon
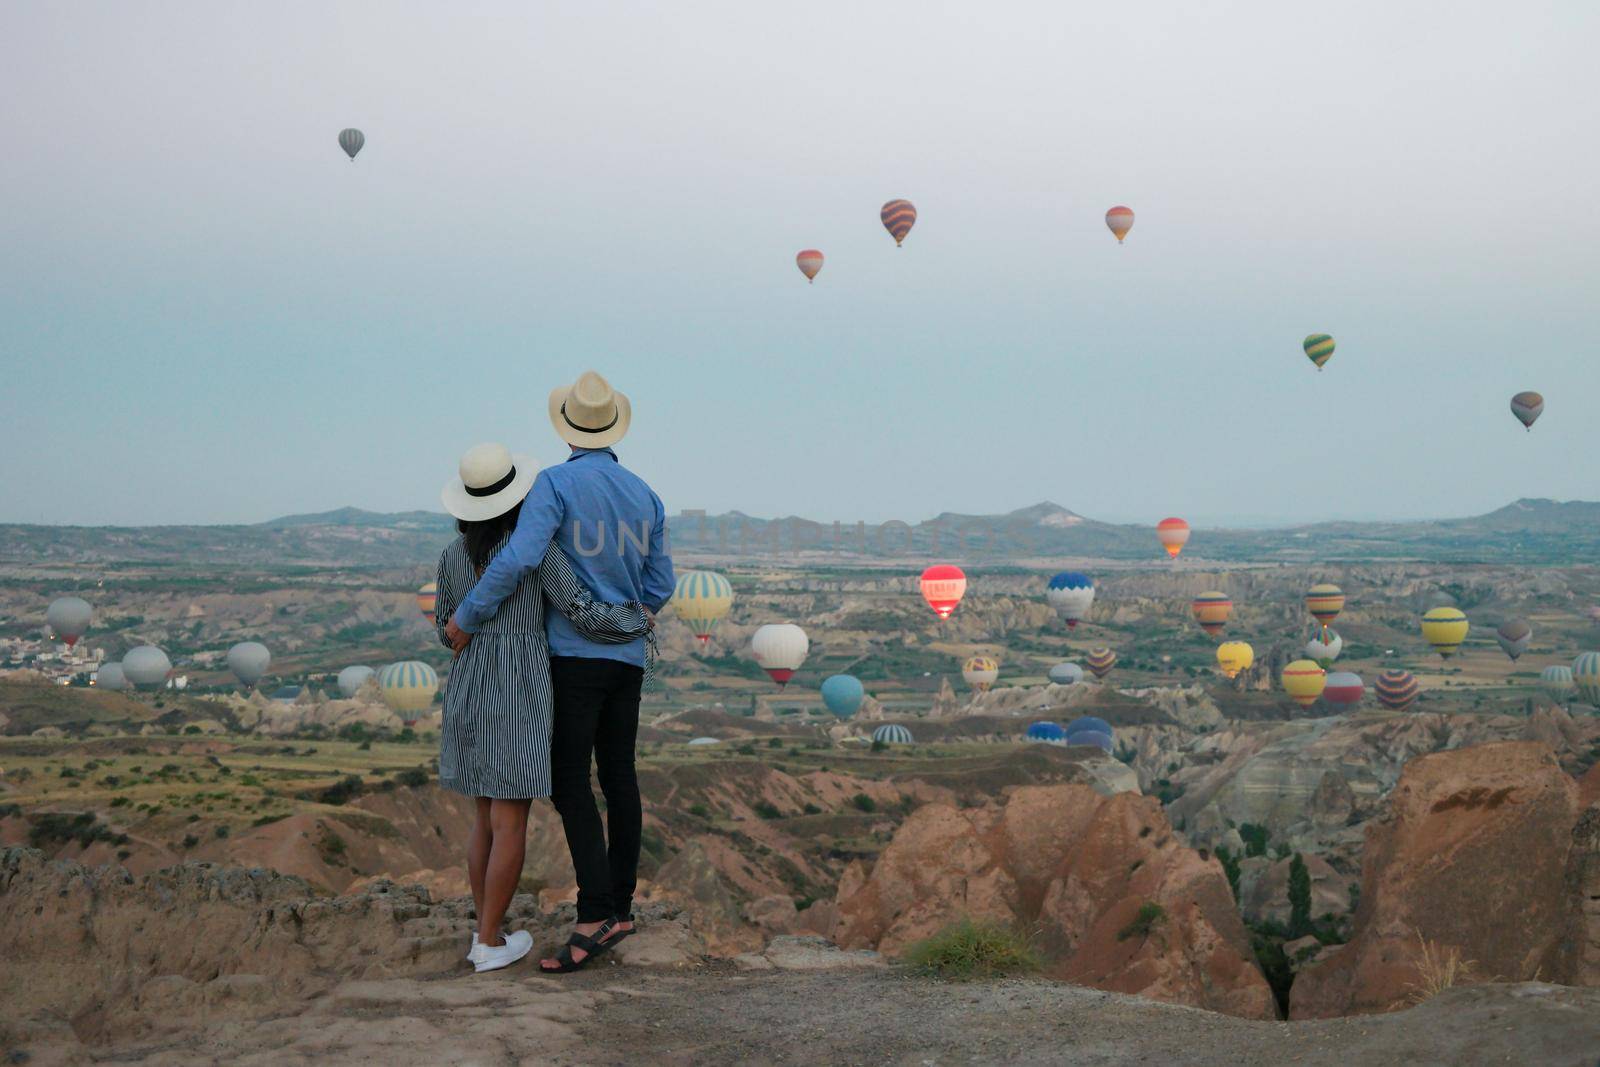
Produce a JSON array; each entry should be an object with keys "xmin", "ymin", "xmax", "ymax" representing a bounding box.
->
[
  {"xmin": 1421, "ymin": 607, "xmax": 1469, "ymax": 658},
  {"xmin": 1281, "ymin": 659, "xmax": 1326, "ymax": 708},
  {"xmin": 377, "ymin": 661, "xmax": 439, "ymax": 722},
  {"xmin": 671, "ymin": 570, "xmax": 734, "ymax": 645},
  {"xmin": 962, "ymin": 655, "xmax": 1000, "ymax": 692},
  {"xmin": 1216, "ymin": 641, "xmax": 1254, "ymax": 679}
]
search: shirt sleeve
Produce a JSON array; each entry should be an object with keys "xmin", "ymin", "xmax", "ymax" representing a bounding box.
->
[
  {"xmin": 640, "ymin": 491, "xmax": 675, "ymax": 613},
  {"xmin": 452, "ymin": 470, "xmax": 563, "ymax": 633},
  {"xmin": 539, "ymin": 545, "xmax": 652, "ymax": 644}
]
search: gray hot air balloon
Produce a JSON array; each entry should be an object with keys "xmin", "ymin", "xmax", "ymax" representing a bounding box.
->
[
  {"xmin": 122, "ymin": 645, "xmax": 172, "ymax": 690},
  {"xmin": 46, "ymin": 596, "xmax": 92, "ymax": 648},
  {"xmin": 96, "ymin": 662, "xmax": 127, "ymax": 691},
  {"xmin": 337, "ymin": 665, "xmax": 375, "ymax": 699},
  {"xmin": 226, "ymin": 641, "xmax": 271, "ymax": 688},
  {"xmin": 1495, "ymin": 619, "xmax": 1532, "ymax": 662},
  {"xmin": 338, "ymin": 128, "xmax": 365, "ymax": 160}
]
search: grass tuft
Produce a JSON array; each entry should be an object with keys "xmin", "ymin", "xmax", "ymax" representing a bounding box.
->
[
  {"xmin": 1406, "ymin": 929, "xmax": 1477, "ymax": 1003},
  {"xmin": 905, "ymin": 918, "xmax": 1041, "ymax": 980},
  {"xmin": 1116, "ymin": 901, "xmax": 1166, "ymax": 942}
]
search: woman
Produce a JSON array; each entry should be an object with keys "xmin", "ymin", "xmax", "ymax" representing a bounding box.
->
[{"xmin": 435, "ymin": 442, "xmax": 651, "ymax": 973}]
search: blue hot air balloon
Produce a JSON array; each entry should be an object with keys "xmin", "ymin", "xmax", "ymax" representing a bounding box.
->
[
  {"xmin": 1025, "ymin": 721, "xmax": 1067, "ymax": 745},
  {"xmin": 820, "ymin": 674, "xmax": 865, "ymax": 719},
  {"xmin": 1046, "ymin": 572, "xmax": 1096, "ymax": 630},
  {"xmin": 1065, "ymin": 715, "xmax": 1114, "ymax": 753},
  {"xmin": 872, "ymin": 724, "xmax": 914, "ymax": 745}
]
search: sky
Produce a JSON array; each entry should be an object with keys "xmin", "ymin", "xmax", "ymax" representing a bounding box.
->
[{"xmin": 3, "ymin": 1, "xmax": 1597, "ymax": 528}]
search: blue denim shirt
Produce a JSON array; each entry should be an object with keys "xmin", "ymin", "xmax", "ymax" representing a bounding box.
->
[{"xmin": 453, "ymin": 448, "xmax": 674, "ymax": 666}]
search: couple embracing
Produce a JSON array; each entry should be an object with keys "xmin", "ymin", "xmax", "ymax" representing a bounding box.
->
[{"xmin": 433, "ymin": 370, "xmax": 673, "ymax": 974}]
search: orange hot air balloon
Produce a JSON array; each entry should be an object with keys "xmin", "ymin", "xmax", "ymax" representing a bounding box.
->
[
  {"xmin": 1156, "ymin": 518, "xmax": 1190, "ymax": 559},
  {"xmin": 880, "ymin": 199, "xmax": 916, "ymax": 246},
  {"xmin": 1105, "ymin": 206, "xmax": 1134, "ymax": 244},
  {"xmin": 416, "ymin": 582, "xmax": 437, "ymax": 625},
  {"xmin": 920, "ymin": 564, "xmax": 967, "ymax": 619},
  {"xmin": 1191, "ymin": 592, "xmax": 1233, "ymax": 637},
  {"xmin": 796, "ymin": 249, "xmax": 824, "ymax": 283}
]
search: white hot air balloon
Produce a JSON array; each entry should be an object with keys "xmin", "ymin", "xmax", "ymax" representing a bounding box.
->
[
  {"xmin": 226, "ymin": 641, "xmax": 271, "ymax": 688},
  {"xmin": 122, "ymin": 646, "xmax": 172, "ymax": 690},
  {"xmin": 95, "ymin": 662, "xmax": 127, "ymax": 691},
  {"xmin": 337, "ymin": 665, "xmax": 375, "ymax": 699},
  {"xmin": 46, "ymin": 597, "xmax": 92, "ymax": 647},
  {"xmin": 1048, "ymin": 662, "xmax": 1085, "ymax": 686},
  {"xmin": 1304, "ymin": 628, "xmax": 1343, "ymax": 664},
  {"xmin": 751, "ymin": 624, "xmax": 809, "ymax": 688}
]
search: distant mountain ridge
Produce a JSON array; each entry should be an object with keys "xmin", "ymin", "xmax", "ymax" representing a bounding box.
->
[{"xmin": 0, "ymin": 498, "xmax": 1595, "ymax": 568}]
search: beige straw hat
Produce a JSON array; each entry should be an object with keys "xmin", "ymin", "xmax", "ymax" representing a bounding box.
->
[
  {"xmin": 548, "ymin": 370, "xmax": 631, "ymax": 448},
  {"xmin": 440, "ymin": 443, "xmax": 537, "ymax": 522}
]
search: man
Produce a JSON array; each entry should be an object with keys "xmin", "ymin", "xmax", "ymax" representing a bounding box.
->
[{"xmin": 445, "ymin": 370, "xmax": 674, "ymax": 972}]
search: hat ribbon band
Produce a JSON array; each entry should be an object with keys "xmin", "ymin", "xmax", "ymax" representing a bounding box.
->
[
  {"xmin": 465, "ymin": 467, "xmax": 517, "ymax": 497},
  {"xmin": 561, "ymin": 402, "xmax": 618, "ymax": 434}
]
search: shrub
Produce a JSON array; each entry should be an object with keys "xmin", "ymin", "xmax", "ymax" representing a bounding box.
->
[
  {"xmin": 1116, "ymin": 902, "xmax": 1166, "ymax": 942},
  {"xmin": 1215, "ymin": 845, "xmax": 1242, "ymax": 901},
  {"xmin": 109, "ymin": 796, "xmax": 130, "ymax": 808},
  {"xmin": 870, "ymin": 739, "xmax": 888, "ymax": 753},
  {"xmin": 316, "ymin": 776, "xmax": 365, "ymax": 805},
  {"xmin": 851, "ymin": 793, "xmax": 877, "ymax": 813},
  {"xmin": 767, "ymin": 737, "xmax": 783, "ymax": 748},
  {"xmin": 752, "ymin": 801, "xmax": 782, "ymax": 820},
  {"xmin": 905, "ymin": 919, "xmax": 1040, "ymax": 979},
  {"xmin": 251, "ymin": 813, "xmax": 287, "ymax": 827},
  {"xmin": 394, "ymin": 766, "xmax": 429, "ymax": 788},
  {"xmin": 181, "ymin": 834, "xmax": 199, "ymax": 849},
  {"xmin": 802, "ymin": 803, "xmax": 822, "ymax": 815},
  {"xmin": 215, "ymin": 825, "xmax": 230, "ymax": 839},
  {"xmin": 1238, "ymin": 822, "xmax": 1269, "ymax": 858},
  {"xmin": 28, "ymin": 812, "xmax": 126, "ymax": 850},
  {"xmin": 688, "ymin": 803, "xmax": 710, "ymax": 819},
  {"xmin": 1288, "ymin": 853, "xmax": 1313, "ymax": 938},
  {"xmin": 183, "ymin": 725, "xmax": 201, "ymax": 735}
]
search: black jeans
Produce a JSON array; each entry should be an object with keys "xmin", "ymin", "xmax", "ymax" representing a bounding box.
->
[{"xmin": 548, "ymin": 655, "xmax": 643, "ymax": 924}]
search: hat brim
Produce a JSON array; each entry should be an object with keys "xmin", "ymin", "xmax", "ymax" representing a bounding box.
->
[
  {"xmin": 440, "ymin": 454, "xmax": 538, "ymax": 522},
  {"xmin": 548, "ymin": 386, "xmax": 631, "ymax": 448}
]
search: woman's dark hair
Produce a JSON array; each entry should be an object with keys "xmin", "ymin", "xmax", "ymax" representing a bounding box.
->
[{"xmin": 457, "ymin": 501, "xmax": 522, "ymax": 573}]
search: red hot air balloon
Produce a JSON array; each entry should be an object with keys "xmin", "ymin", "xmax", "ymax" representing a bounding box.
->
[
  {"xmin": 1105, "ymin": 206, "xmax": 1135, "ymax": 244},
  {"xmin": 1156, "ymin": 518, "xmax": 1190, "ymax": 559},
  {"xmin": 796, "ymin": 249, "xmax": 824, "ymax": 283},
  {"xmin": 920, "ymin": 565, "xmax": 967, "ymax": 619},
  {"xmin": 880, "ymin": 200, "xmax": 916, "ymax": 246}
]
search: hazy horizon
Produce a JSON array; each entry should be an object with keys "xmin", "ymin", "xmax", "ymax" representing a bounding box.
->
[{"xmin": 5, "ymin": 2, "xmax": 1597, "ymax": 527}]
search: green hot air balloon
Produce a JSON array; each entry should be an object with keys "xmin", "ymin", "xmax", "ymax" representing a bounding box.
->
[
  {"xmin": 338, "ymin": 128, "xmax": 365, "ymax": 160},
  {"xmin": 1303, "ymin": 334, "xmax": 1335, "ymax": 370}
]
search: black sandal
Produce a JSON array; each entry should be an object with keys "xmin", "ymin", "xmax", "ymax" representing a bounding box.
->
[
  {"xmin": 608, "ymin": 914, "xmax": 638, "ymax": 947},
  {"xmin": 540, "ymin": 920, "xmax": 616, "ymax": 974}
]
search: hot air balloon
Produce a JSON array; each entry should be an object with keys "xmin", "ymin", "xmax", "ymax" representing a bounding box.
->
[
  {"xmin": 95, "ymin": 662, "xmax": 127, "ymax": 691},
  {"xmin": 1374, "ymin": 669, "xmax": 1419, "ymax": 710},
  {"xmin": 1048, "ymin": 662, "xmax": 1084, "ymax": 686},
  {"xmin": 920, "ymin": 565, "xmax": 967, "ymax": 619},
  {"xmin": 1064, "ymin": 715, "xmax": 1114, "ymax": 753},
  {"xmin": 672, "ymin": 571, "xmax": 735, "ymax": 645},
  {"xmin": 1191, "ymin": 592, "xmax": 1233, "ymax": 637},
  {"xmin": 963, "ymin": 655, "xmax": 1000, "ymax": 692},
  {"xmin": 1281, "ymin": 659, "xmax": 1326, "ymax": 708},
  {"xmin": 1216, "ymin": 641, "xmax": 1254, "ymax": 679},
  {"xmin": 416, "ymin": 583, "xmax": 437, "ymax": 625},
  {"xmin": 751, "ymin": 624, "xmax": 809, "ymax": 687},
  {"xmin": 1305, "ymin": 583, "xmax": 1345, "ymax": 636},
  {"xmin": 1510, "ymin": 391, "xmax": 1544, "ymax": 431},
  {"xmin": 226, "ymin": 641, "xmax": 271, "ymax": 688},
  {"xmin": 1541, "ymin": 664, "xmax": 1575, "ymax": 701},
  {"xmin": 1025, "ymin": 721, "xmax": 1067, "ymax": 745},
  {"xmin": 338, "ymin": 128, "xmax": 364, "ymax": 160},
  {"xmin": 1495, "ymin": 619, "xmax": 1532, "ymax": 662},
  {"xmin": 1046, "ymin": 572, "xmax": 1095, "ymax": 629},
  {"xmin": 377, "ymin": 661, "xmax": 439, "ymax": 722},
  {"xmin": 686, "ymin": 736, "xmax": 721, "ymax": 747},
  {"xmin": 1322, "ymin": 671, "xmax": 1365, "ymax": 709},
  {"xmin": 820, "ymin": 674, "xmax": 864, "ymax": 719},
  {"xmin": 873, "ymin": 724, "xmax": 914, "ymax": 744},
  {"xmin": 796, "ymin": 249, "xmax": 824, "ymax": 283},
  {"xmin": 1156, "ymin": 518, "xmax": 1190, "ymax": 559},
  {"xmin": 123, "ymin": 646, "xmax": 172, "ymax": 691},
  {"xmin": 1105, "ymin": 206, "xmax": 1134, "ymax": 244},
  {"xmin": 1573, "ymin": 652, "xmax": 1600, "ymax": 707},
  {"xmin": 1304, "ymin": 628, "xmax": 1343, "ymax": 666},
  {"xmin": 1421, "ymin": 607, "xmax": 1469, "ymax": 658},
  {"xmin": 337, "ymin": 665, "xmax": 375, "ymax": 699},
  {"xmin": 880, "ymin": 199, "xmax": 916, "ymax": 246},
  {"xmin": 45, "ymin": 597, "xmax": 91, "ymax": 648},
  {"xmin": 1085, "ymin": 647, "xmax": 1118, "ymax": 680},
  {"xmin": 1303, "ymin": 334, "xmax": 1335, "ymax": 370}
]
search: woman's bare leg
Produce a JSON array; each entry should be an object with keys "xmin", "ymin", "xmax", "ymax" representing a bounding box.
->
[
  {"xmin": 468, "ymin": 797, "xmax": 492, "ymax": 923},
  {"xmin": 476, "ymin": 798, "xmax": 531, "ymax": 946}
]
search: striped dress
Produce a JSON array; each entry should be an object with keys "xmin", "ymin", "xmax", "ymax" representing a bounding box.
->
[{"xmin": 433, "ymin": 537, "xmax": 652, "ymax": 799}]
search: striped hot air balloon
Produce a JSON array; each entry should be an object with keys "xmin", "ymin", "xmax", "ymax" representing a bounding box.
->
[
  {"xmin": 1421, "ymin": 607, "xmax": 1469, "ymax": 658},
  {"xmin": 880, "ymin": 199, "xmax": 916, "ymax": 246},
  {"xmin": 1191, "ymin": 592, "xmax": 1233, "ymax": 637},
  {"xmin": 1025, "ymin": 721, "xmax": 1067, "ymax": 745},
  {"xmin": 873, "ymin": 723, "xmax": 914, "ymax": 744},
  {"xmin": 338, "ymin": 128, "xmax": 365, "ymax": 160},
  {"xmin": 416, "ymin": 582, "xmax": 437, "ymax": 626},
  {"xmin": 1105, "ymin": 206, "xmax": 1135, "ymax": 244},
  {"xmin": 1216, "ymin": 641, "xmax": 1254, "ymax": 679},
  {"xmin": 1085, "ymin": 647, "xmax": 1117, "ymax": 680},
  {"xmin": 1542, "ymin": 664, "xmax": 1575, "ymax": 701},
  {"xmin": 1374, "ymin": 669, "xmax": 1419, "ymax": 710},
  {"xmin": 1322, "ymin": 671, "xmax": 1365, "ymax": 710},
  {"xmin": 1282, "ymin": 659, "xmax": 1327, "ymax": 708},
  {"xmin": 1509, "ymin": 391, "xmax": 1544, "ymax": 431},
  {"xmin": 751, "ymin": 624, "xmax": 809, "ymax": 688},
  {"xmin": 963, "ymin": 655, "xmax": 1000, "ymax": 692},
  {"xmin": 1304, "ymin": 627, "xmax": 1343, "ymax": 666},
  {"xmin": 1305, "ymin": 583, "xmax": 1345, "ymax": 636},
  {"xmin": 672, "ymin": 570, "xmax": 734, "ymax": 645},
  {"xmin": 920, "ymin": 565, "xmax": 967, "ymax": 619},
  {"xmin": 1303, "ymin": 334, "xmax": 1335, "ymax": 370},
  {"xmin": 796, "ymin": 249, "xmax": 824, "ymax": 283},
  {"xmin": 377, "ymin": 661, "xmax": 438, "ymax": 722},
  {"xmin": 1573, "ymin": 652, "xmax": 1600, "ymax": 707},
  {"xmin": 1495, "ymin": 619, "xmax": 1532, "ymax": 661},
  {"xmin": 1156, "ymin": 517, "xmax": 1190, "ymax": 559}
]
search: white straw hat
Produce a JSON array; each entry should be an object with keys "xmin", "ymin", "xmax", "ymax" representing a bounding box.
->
[
  {"xmin": 440, "ymin": 443, "xmax": 537, "ymax": 522},
  {"xmin": 548, "ymin": 370, "xmax": 631, "ymax": 448}
]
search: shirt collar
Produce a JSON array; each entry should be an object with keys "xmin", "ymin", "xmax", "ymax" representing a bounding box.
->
[{"xmin": 567, "ymin": 447, "xmax": 618, "ymax": 463}]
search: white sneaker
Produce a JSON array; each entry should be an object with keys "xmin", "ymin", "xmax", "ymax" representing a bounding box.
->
[
  {"xmin": 466, "ymin": 932, "xmax": 479, "ymax": 960},
  {"xmin": 470, "ymin": 930, "xmax": 533, "ymax": 973}
]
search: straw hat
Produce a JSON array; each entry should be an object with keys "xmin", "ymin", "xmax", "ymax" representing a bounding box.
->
[
  {"xmin": 548, "ymin": 370, "xmax": 631, "ymax": 448},
  {"xmin": 440, "ymin": 443, "xmax": 537, "ymax": 522}
]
